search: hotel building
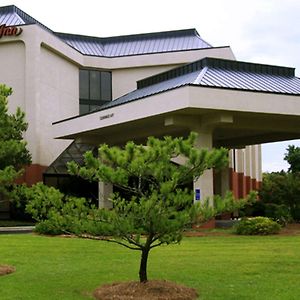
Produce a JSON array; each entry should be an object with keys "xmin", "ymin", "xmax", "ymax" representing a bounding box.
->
[{"xmin": 1, "ymin": 5, "xmax": 300, "ymax": 213}]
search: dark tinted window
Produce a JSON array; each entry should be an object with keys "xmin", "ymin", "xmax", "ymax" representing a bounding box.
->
[
  {"xmin": 101, "ymin": 72, "xmax": 112, "ymax": 101},
  {"xmin": 79, "ymin": 70, "xmax": 89, "ymax": 99},
  {"xmin": 79, "ymin": 103, "xmax": 90, "ymax": 115},
  {"xmin": 79, "ymin": 69, "xmax": 112, "ymax": 115},
  {"xmin": 90, "ymin": 71, "xmax": 101, "ymax": 100}
]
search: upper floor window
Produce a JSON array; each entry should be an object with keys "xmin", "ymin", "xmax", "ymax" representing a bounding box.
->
[{"xmin": 79, "ymin": 69, "xmax": 112, "ymax": 114}]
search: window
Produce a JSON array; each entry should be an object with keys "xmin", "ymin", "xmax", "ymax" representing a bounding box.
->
[{"xmin": 79, "ymin": 69, "xmax": 112, "ymax": 114}]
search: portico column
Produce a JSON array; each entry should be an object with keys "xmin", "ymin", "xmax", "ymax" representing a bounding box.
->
[
  {"xmin": 256, "ymin": 145, "xmax": 262, "ymax": 188},
  {"xmin": 98, "ymin": 181, "xmax": 113, "ymax": 209},
  {"xmin": 250, "ymin": 145, "xmax": 257, "ymax": 190},
  {"xmin": 193, "ymin": 130, "xmax": 214, "ymax": 203},
  {"xmin": 244, "ymin": 146, "xmax": 252, "ymax": 194},
  {"xmin": 164, "ymin": 113, "xmax": 233, "ymax": 203},
  {"xmin": 220, "ymin": 167, "xmax": 230, "ymax": 197},
  {"xmin": 236, "ymin": 148, "xmax": 246, "ymax": 198}
]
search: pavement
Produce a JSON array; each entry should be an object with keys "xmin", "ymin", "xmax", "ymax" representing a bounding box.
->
[{"xmin": 0, "ymin": 226, "xmax": 35, "ymax": 234}]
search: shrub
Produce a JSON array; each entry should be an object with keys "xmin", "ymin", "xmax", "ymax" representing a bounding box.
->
[
  {"xmin": 259, "ymin": 171, "xmax": 300, "ymax": 222},
  {"xmin": 234, "ymin": 217, "xmax": 281, "ymax": 235},
  {"xmin": 9, "ymin": 184, "xmax": 34, "ymax": 221},
  {"xmin": 25, "ymin": 183, "xmax": 93, "ymax": 235},
  {"xmin": 33, "ymin": 210, "xmax": 87, "ymax": 235},
  {"xmin": 239, "ymin": 201, "xmax": 266, "ymax": 218},
  {"xmin": 240, "ymin": 201, "xmax": 292, "ymax": 226},
  {"xmin": 35, "ymin": 219, "xmax": 65, "ymax": 235},
  {"xmin": 24, "ymin": 183, "xmax": 117, "ymax": 236},
  {"xmin": 264, "ymin": 203, "xmax": 292, "ymax": 226},
  {"xmin": 291, "ymin": 207, "xmax": 300, "ymax": 222}
]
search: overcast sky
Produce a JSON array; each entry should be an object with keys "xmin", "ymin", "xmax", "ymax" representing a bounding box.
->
[{"xmin": 1, "ymin": 0, "xmax": 300, "ymax": 172}]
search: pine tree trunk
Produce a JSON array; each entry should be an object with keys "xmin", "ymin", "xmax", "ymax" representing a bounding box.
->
[{"xmin": 139, "ymin": 247, "xmax": 150, "ymax": 283}]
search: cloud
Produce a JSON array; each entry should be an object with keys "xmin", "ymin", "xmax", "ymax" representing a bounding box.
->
[
  {"xmin": 262, "ymin": 140, "xmax": 300, "ymax": 172},
  {"xmin": 233, "ymin": 0, "xmax": 300, "ymax": 74}
]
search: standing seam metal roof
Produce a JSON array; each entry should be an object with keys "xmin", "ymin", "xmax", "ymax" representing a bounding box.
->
[
  {"xmin": 89, "ymin": 57, "xmax": 300, "ymax": 114},
  {"xmin": 0, "ymin": 5, "xmax": 52, "ymax": 32},
  {"xmin": 0, "ymin": 5, "xmax": 212, "ymax": 57},
  {"xmin": 55, "ymin": 29, "xmax": 212, "ymax": 57}
]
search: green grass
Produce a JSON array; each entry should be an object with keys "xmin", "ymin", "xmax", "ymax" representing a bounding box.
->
[{"xmin": 0, "ymin": 234, "xmax": 300, "ymax": 299}]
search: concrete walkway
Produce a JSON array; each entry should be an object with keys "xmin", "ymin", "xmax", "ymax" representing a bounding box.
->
[{"xmin": 0, "ymin": 226, "xmax": 35, "ymax": 234}]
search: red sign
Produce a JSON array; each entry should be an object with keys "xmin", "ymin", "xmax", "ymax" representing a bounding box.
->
[{"xmin": 0, "ymin": 24, "xmax": 23, "ymax": 39}]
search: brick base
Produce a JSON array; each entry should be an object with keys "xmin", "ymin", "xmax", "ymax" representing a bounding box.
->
[
  {"xmin": 229, "ymin": 168, "xmax": 261, "ymax": 199},
  {"xmin": 16, "ymin": 164, "xmax": 47, "ymax": 186},
  {"xmin": 193, "ymin": 219, "xmax": 216, "ymax": 229}
]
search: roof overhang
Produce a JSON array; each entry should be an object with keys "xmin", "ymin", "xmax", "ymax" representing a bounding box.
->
[{"xmin": 53, "ymin": 85, "xmax": 300, "ymax": 148}]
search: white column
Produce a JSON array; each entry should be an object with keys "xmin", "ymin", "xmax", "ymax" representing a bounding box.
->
[
  {"xmin": 236, "ymin": 149, "xmax": 245, "ymax": 174},
  {"xmin": 228, "ymin": 149, "xmax": 234, "ymax": 169},
  {"xmin": 218, "ymin": 149, "xmax": 233, "ymax": 197},
  {"xmin": 220, "ymin": 168, "xmax": 230, "ymax": 197},
  {"xmin": 193, "ymin": 130, "xmax": 214, "ymax": 203},
  {"xmin": 245, "ymin": 146, "xmax": 252, "ymax": 177},
  {"xmin": 98, "ymin": 182, "xmax": 113, "ymax": 209},
  {"xmin": 256, "ymin": 145, "xmax": 262, "ymax": 182},
  {"xmin": 251, "ymin": 145, "xmax": 257, "ymax": 180}
]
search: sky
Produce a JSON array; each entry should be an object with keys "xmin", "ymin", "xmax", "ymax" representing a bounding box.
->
[{"xmin": 1, "ymin": 0, "xmax": 300, "ymax": 172}]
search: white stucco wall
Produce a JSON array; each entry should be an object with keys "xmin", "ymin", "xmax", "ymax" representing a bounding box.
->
[
  {"xmin": 112, "ymin": 65, "xmax": 177, "ymax": 99},
  {"xmin": 0, "ymin": 26, "xmax": 79, "ymax": 166},
  {"xmin": 38, "ymin": 46, "xmax": 78, "ymax": 165},
  {"xmin": 0, "ymin": 41, "xmax": 25, "ymax": 112}
]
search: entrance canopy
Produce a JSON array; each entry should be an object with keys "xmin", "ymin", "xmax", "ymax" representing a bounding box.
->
[{"xmin": 53, "ymin": 57, "xmax": 300, "ymax": 148}]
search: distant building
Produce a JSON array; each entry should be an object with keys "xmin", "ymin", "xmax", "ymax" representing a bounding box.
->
[{"xmin": 1, "ymin": 5, "xmax": 300, "ymax": 215}]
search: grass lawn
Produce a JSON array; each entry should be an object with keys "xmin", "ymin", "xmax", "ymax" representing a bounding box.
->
[{"xmin": 0, "ymin": 233, "xmax": 300, "ymax": 299}]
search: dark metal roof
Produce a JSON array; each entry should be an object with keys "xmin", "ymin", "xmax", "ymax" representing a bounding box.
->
[
  {"xmin": 137, "ymin": 57, "xmax": 295, "ymax": 88},
  {"xmin": 0, "ymin": 5, "xmax": 51, "ymax": 32},
  {"xmin": 89, "ymin": 57, "xmax": 300, "ymax": 113},
  {"xmin": 200, "ymin": 67, "xmax": 300, "ymax": 94},
  {"xmin": 0, "ymin": 5, "xmax": 212, "ymax": 57},
  {"xmin": 55, "ymin": 29, "xmax": 212, "ymax": 57},
  {"xmin": 56, "ymin": 33, "xmax": 105, "ymax": 56}
]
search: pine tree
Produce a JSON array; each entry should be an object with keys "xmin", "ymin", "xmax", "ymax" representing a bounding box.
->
[
  {"xmin": 68, "ymin": 133, "xmax": 251, "ymax": 282},
  {"xmin": 0, "ymin": 84, "xmax": 31, "ymax": 194}
]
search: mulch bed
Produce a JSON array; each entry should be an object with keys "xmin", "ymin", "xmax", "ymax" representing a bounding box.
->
[
  {"xmin": 278, "ymin": 223, "xmax": 300, "ymax": 235},
  {"xmin": 0, "ymin": 265, "xmax": 15, "ymax": 276},
  {"xmin": 184, "ymin": 230, "xmax": 231, "ymax": 237},
  {"xmin": 93, "ymin": 280, "xmax": 198, "ymax": 300}
]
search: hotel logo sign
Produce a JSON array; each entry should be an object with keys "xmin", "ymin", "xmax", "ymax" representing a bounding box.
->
[{"xmin": 0, "ymin": 24, "xmax": 23, "ymax": 39}]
